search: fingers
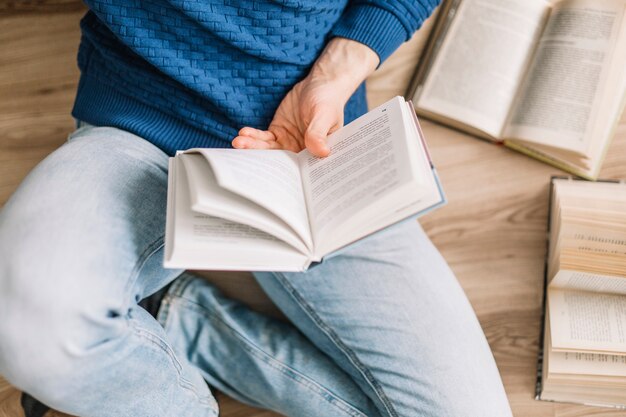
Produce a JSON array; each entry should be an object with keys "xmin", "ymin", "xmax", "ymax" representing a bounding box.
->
[
  {"xmin": 233, "ymin": 124, "xmax": 304, "ymax": 152},
  {"xmin": 305, "ymin": 111, "xmax": 339, "ymax": 158},
  {"xmin": 232, "ymin": 127, "xmax": 279, "ymax": 149},
  {"xmin": 233, "ymin": 108, "xmax": 341, "ymax": 157},
  {"xmin": 238, "ymin": 127, "xmax": 276, "ymax": 142},
  {"xmin": 232, "ymin": 135, "xmax": 281, "ymax": 150}
]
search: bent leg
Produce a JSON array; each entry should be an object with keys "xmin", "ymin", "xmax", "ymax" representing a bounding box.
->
[
  {"xmin": 159, "ymin": 272, "xmax": 384, "ymax": 417},
  {"xmin": 255, "ymin": 220, "xmax": 513, "ymax": 417},
  {"xmin": 0, "ymin": 126, "xmax": 217, "ymax": 417}
]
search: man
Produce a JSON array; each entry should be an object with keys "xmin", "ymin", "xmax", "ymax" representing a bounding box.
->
[{"xmin": 0, "ymin": 1, "xmax": 514, "ymax": 416}]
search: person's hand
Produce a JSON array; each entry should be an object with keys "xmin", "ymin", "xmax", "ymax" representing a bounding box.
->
[
  {"xmin": 232, "ymin": 38, "xmax": 379, "ymax": 157},
  {"xmin": 233, "ymin": 76, "xmax": 345, "ymax": 157}
]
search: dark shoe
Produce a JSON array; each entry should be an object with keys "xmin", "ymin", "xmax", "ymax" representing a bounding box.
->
[
  {"xmin": 21, "ymin": 392, "xmax": 50, "ymax": 417},
  {"xmin": 138, "ymin": 283, "xmax": 173, "ymax": 319}
]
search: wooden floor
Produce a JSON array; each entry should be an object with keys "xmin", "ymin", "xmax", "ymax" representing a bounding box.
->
[{"xmin": 2, "ymin": 4, "xmax": 626, "ymax": 417}]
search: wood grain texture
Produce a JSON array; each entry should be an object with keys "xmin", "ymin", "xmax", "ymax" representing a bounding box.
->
[
  {"xmin": 0, "ymin": 1, "xmax": 84, "ymax": 15},
  {"xmin": 0, "ymin": 10, "xmax": 84, "ymax": 205},
  {"xmin": 1, "ymin": 6, "xmax": 626, "ymax": 417}
]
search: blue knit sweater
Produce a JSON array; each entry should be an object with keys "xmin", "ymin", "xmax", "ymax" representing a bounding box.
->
[{"xmin": 72, "ymin": 1, "xmax": 438, "ymax": 155}]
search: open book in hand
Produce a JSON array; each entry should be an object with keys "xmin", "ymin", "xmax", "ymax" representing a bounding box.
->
[
  {"xmin": 163, "ymin": 97, "xmax": 445, "ymax": 272},
  {"xmin": 410, "ymin": 0, "xmax": 626, "ymax": 180}
]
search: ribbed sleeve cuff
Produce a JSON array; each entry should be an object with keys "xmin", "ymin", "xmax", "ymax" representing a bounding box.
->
[{"xmin": 330, "ymin": 5, "xmax": 410, "ymax": 66}]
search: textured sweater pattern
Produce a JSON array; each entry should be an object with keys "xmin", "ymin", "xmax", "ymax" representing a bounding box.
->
[{"xmin": 73, "ymin": 1, "xmax": 438, "ymax": 155}]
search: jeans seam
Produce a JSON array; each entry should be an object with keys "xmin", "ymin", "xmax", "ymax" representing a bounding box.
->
[
  {"xmin": 271, "ymin": 272, "xmax": 399, "ymax": 417},
  {"xmin": 130, "ymin": 274, "xmax": 217, "ymax": 413},
  {"xmin": 156, "ymin": 272, "xmax": 196, "ymax": 329},
  {"xmin": 130, "ymin": 322, "xmax": 218, "ymax": 412},
  {"xmin": 168, "ymin": 292, "xmax": 369, "ymax": 417},
  {"xmin": 122, "ymin": 235, "xmax": 166, "ymax": 304}
]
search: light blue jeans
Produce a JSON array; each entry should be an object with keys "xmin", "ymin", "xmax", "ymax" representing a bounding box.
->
[{"xmin": 0, "ymin": 125, "xmax": 513, "ymax": 417}]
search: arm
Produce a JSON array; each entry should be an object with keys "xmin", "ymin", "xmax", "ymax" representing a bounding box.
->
[
  {"xmin": 233, "ymin": 1, "xmax": 439, "ymax": 157},
  {"xmin": 232, "ymin": 37, "xmax": 377, "ymax": 157}
]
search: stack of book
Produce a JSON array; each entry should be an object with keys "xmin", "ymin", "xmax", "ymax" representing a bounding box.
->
[{"xmin": 536, "ymin": 177, "xmax": 626, "ymax": 408}]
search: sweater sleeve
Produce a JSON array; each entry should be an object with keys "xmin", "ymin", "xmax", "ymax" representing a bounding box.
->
[{"xmin": 330, "ymin": 1, "xmax": 440, "ymax": 65}]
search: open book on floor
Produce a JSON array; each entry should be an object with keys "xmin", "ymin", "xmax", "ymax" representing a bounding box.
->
[
  {"xmin": 164, "ymin": 96, "xmax": 446, "ymax": 272},
  {"xmin": 536, "ymin": 177, "xmax": 626, "ymax": 408},
  {"xmin": 409, "ymin": 0, "xmax": 626, "ymax": 180}
]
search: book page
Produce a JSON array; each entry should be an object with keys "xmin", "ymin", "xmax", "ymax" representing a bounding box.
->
[
  {"xmin": 549, "ymin": 288, "xmax": 626, "ymax": 354},
  {"xmin": 299, "ymin": 97, "xmax": 440, "ymax": 256},
  {"xmin": 179, "ymin": 153, "xmax": 310, "ymax": 254},
  {"xmin": 163, "ymin": 158, "xmax": 310, "ymax": 271},
  {"xmin": 189, "ymin": 148, "xmax": 312, "ymax": 249},
  {"xmin": 553, "ymin": 222, "xmax": 626, "ymax": 253},
  {"xmin": 505, "ymin": 0, "xmax": 625, "ymax": 153},
  {"xmin": 551, "ymin": 270, "xmax": 626, "ymax": 295},
  {"xmin": 546, "ymin": 311, "xmax": 626, "ymax": 377},
  {"xmin": 549, "ymin": 350, "xmax": 626, "ymax": 376},
  {"xmin": 547, "ymin": 179, "xmax": 626, "ymax": 280},
  {"xmin": 415, "ymin": 0, "xmax": 549, "ymax": 138},
  {"xmin": 548, "ymin": 222, "xmax": 626, "ymax": 279}
]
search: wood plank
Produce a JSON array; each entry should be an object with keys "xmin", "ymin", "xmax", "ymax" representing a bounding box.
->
[
  {"xmin": 0, "ymin": 378, "xmax": 24, "ymax": 417},
  {"xmin": 0, "ymin": 1, "xmax": 84, "ymax": 15},
  {"xmin": 0, "ymin": 11, "xmax": 83, "ymax": 205}
]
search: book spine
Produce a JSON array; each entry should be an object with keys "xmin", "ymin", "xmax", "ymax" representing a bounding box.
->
[
  {"xmin": 408, "ymin": 100, "xmax": 435, "ymax": 168},
  {"xmin": 535, "ymin": 177, "xmax": 556, "ymax": 400}
]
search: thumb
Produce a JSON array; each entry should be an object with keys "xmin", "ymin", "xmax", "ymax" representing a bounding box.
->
[{"xmin": 304, "ymin": 110, "xmax": 338, "ymax": 157}]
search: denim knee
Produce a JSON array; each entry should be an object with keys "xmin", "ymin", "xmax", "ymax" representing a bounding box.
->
[
  {"xmin": 0, "ymin": 249, "xmax": 121, "ymax": 402},
  {"xmin": 0, "ymin": 287, "xmax": 68, "ymax": 398}
]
